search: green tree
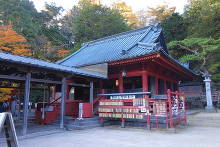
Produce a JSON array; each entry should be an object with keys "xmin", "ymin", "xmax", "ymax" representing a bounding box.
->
[
  {"xmin": 64, "ymin": 0, "xmax": 130, "ymax": 50},
  {"xmin": 135, "ymin": 10, "xmax": 148, "ymax": 28},
  {"xmin": 184, "ymin": 0, "xmax": 220, "ymax": 38},
  {"xmin": 168, "ymin": 38, "xmax": 220, "ymax": 86},
  {"xmin": 0, "ymin": 0, "xmax": 41, "ymax": 42},
  {"xmin": 147, "ymin": 5, "xmax": 176, "ymax": 24},
  {"xmin": 161, "ymin": 13, "xmax": 188, "ymax": 43},
  {"xmin": 113, "ymin": 1, "xmax": 139, "ymax": 28},
  {"xmin": 0, "ymin": 0, "xmax": 72, "ymax": 61}
]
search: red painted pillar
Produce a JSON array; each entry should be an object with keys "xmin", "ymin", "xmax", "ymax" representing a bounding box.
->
[
  {"xmin": 52, "ymin": 86, "xmax": 56, "ymax": 99},
  {"xmin": 167, "ymin": 89, "xmax": 174, "ymax": 128},
  {"xmin": 119, "ymin": 75, "xmax": 123, "ymax": 93},
  {"xmin": 155, "ymin": 77, "xmax": 158, "ymax": 95},
  {"xmin": 66, "ymin": 84, "xmax": 69, "ymax": 100},
  {"xmin": 164, "ymin": 80, "xmax": 167, "ymax": 94},
  {"xmin": 142, "ymin": 71, "xmax": 148, "ymax": 92},
  {"xmin": 170, "ymin": 82, "xmax": 173, "ymax": 91},
  {"xmin": 99, "ymin": 80, "xmax": 105, "ymax": 94}
]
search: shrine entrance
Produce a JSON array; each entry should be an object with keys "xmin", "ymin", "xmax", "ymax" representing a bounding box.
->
[{"xmin": 123, "ymin": 76, "xmax": 142, "ymax": 93}]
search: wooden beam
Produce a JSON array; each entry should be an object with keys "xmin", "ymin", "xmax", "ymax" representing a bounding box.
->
[
  {"xmin": 60, "ymin": 77, "xmax": 67, "ymax": 129},
  {"xmin": 152, "ymin": 60, "xmax": 186, "ymax": 80},
  {"xmin": 0, "ymin": 75, "xmax": 25, "ymax": 81},
  {"xmin": 68, "ymin": 82, "xmax": 90, "ymax": 87},
  {"xmin": 158, "ymin": 56, "xmax": 194, "ymax": 78},
  {"xmin": 109, "ymin": 53, "xmax": 159, "ymax": 66},
  {"xmin": 0, "ymin": 74, "xmax": 90, "ymax": 87},
  {"xmin": 31, "ymin": 78, "xmax": 61, "ymax": 84},
  {"xmin": 22, "ymin": 72, "xmax": 31, "ymax": 135}
]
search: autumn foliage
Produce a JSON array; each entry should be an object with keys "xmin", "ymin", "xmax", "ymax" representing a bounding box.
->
[
  {"xmin": 0, "ymin": 25, "xmax": 31, "ymax": 56},
  {"xmin": 57, "ymin": 49, "xmax": 70, "ymax": 57}
]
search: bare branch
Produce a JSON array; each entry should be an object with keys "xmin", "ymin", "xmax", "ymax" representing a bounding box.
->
[
  {"xmin": 176, "ymin": 42, "xmax": 208, "ymax": 74},
  {"xmin": 177, "ymin": 43, "xmax": 202, "ymax": 57}
]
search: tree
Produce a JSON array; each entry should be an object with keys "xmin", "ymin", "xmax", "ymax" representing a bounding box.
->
[
  {"xmin": 0, "ymin": 0, "xmax": 41, "ymax": 42},
  {"xmin": 0, "ymin": 25, "xmax": 31, "ymax": 56},
  {"xmin": 0, "ymin": 0, "xmax": 71, "ymax": 61},
  {"xmin": 161, "ymin": 13, "xmax": 188, "ymax": 43},
  {"xmin": 135, "ymin": 10, "xmax": 148, "ymax": 27},
  {"xmin": 147, "ymin": 5, "xmax": 176, "ymax": 24},
  {"xmin": 184, "ymin": 0, "xmax": 220, "ymax": 38},
  {"xmin": 64, "ymin": 0, "xmax": 130, "ymax": 50},
  {"xmin": 113, "ymin": 1, "xmax": 139, "ymax": 28},
  {"xmin": 168, "ymin": 38, "xmax": 220, "ymax": 86}
]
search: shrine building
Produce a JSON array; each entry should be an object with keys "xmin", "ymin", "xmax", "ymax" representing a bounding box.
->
[
  {"xmin": 58, "ymin": 23, "xmax": 195, "ymax": 97},
  {"xmin": 0, "ymin": 23, "xmax": 196, "ymax": 135}
]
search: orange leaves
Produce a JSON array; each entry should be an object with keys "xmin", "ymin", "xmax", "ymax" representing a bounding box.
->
[
  {"xmin": 1, "ymin": 46, "xmax": 11, "ymax": 52},
  {"xmin": 0, "ymin": 25, "xmax": 31, "ymax": 56},
  {"xmin": 57, "ymin": 49, "xmax": 70, "ymax": 57},
  {"xmin": 12, "ymin": 49, "xmax": 31, "ymax": 56}
]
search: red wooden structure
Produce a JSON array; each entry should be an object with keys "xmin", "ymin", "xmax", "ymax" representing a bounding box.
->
[{"xmin": 98, "ymin": 90, "xmax": 186, "ymax": 129}]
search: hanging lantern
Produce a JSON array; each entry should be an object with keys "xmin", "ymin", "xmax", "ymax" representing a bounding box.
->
[
  {"xmin": 70, "ymin": 87, "xmax": 75, "ymax": 94},
  {"xmin": 115, "ymin": 80, "xmax": 119, "ymax": 86}
]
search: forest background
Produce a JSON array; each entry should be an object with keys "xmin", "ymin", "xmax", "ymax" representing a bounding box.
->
[{"xmin": 0, "ymin": 0, "xmax": 220, "ymax": 87}]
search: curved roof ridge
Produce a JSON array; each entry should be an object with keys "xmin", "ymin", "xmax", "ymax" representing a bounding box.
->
[
  {"xmin": 57, "ymin": 25, "xmax": 153, "ymax": 65},
  {"xmin": 84, "ymin": 25, "xmax": 152, "ymax": 46}
]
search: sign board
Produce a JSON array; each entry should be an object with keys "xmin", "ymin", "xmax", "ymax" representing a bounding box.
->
[
  {"xmin": 110, "ymin": 95, "xmax": 135, "ymax": 99},
  {"xmin": 79, "ymin": 63, "xmax": 108, "ymax": 77}
]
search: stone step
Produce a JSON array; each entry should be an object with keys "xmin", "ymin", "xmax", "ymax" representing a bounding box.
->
[
  {"xmin": 187, "ymin": 112, "xmax": 220, "ymax": 127},
  {"xmin": 61, "ymin": 117, "xmax": 101, "ymax": 130}
]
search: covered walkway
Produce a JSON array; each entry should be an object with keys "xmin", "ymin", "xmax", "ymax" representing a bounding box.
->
[{"xmin": 0, "ymin": 51, "xmax": 106, "ymax": 135}]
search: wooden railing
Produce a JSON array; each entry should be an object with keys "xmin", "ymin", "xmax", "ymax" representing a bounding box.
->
[{"xmin": 93, "ymin": 96, "xmax": 106, "ymax": 115}]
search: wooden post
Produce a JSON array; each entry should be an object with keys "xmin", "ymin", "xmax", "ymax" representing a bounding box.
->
[
  {"xmin": 121, "ymin": 118, "xmax": 125, "ymax": 128},
  {"xmin": 147, "ymin": 115, "xmax": 151, "ymax": 130},
  {"xmin": 155, "ymin": 78, "xmax": 158, "ymax": 95},
  {"xmin": 176, "ymin": 91, "xmax": 181, "ymax": 125},
  {"xmin": 142, "ymin": 71, "xmax": 148, "ymax": 92},
  {"xmin": 52, "ymin": 86, "xmax": 56, "ymax": 99},
  {"xmin": 22, "ymin": 72, "xmax": 31, "ymax": 135},
  {"xmin": 183, "ymin": 93, "xmax": 187, "ymax": 124},
  {"xmin": 167, "ymin": 89, "xmax": 174, "ymax": 128},
  {"xmin": 90, "ymin": 81, "xmax": 94, "ymax": 113},
  {"xmin": 66, "ymin": 84, "xmax": 70, "ymax": 100},
  {"xmin": 99, "ymin": 80, "xmax": 105, "ymax": 94},
  {"xmin": 164, "ymin": 80, "xmax": 167, "ymax": 94},
  {"xmin": 60, "ymin": 77, "xmax": 67, "ymax": 129},
  {"xmin": 119, "ymin": 75, "xmax": 123, "ymax": 93}
]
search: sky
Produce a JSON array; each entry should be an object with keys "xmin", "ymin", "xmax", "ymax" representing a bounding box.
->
[{"xmin": 31, "ymin": 0, "xmax": 188, "ymax": 14}]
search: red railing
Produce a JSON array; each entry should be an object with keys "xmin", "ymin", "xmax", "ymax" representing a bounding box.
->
[
  {"xmin": 96, "ymin": 89, "xmax": 187, "ymax": 129},
  {"xmin": 93, "ymin": 95, "xmax": 106, "ymax": 115}
]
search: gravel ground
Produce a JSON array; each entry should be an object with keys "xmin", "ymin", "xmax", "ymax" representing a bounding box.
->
[{"xmin": 3, "ymin": 112, "xmax": 220, "ymax": 147}]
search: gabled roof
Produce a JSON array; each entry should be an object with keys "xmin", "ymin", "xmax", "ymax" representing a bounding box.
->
[
  {"xmin": 0, "ymin": 52, "xmax": 107, "ymax": 79},
  {"xmin": 57, "ymin": 23, "xmax": 167, "ymax": 67}
]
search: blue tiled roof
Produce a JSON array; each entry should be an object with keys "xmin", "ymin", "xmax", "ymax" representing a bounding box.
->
[
  {"xmin": 57, "ymin": 23, "xmax": 167, "ymax": 67},
  {"xmin": 0, "ymin": 51, "xmax": 107, "ymax": 79}
]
